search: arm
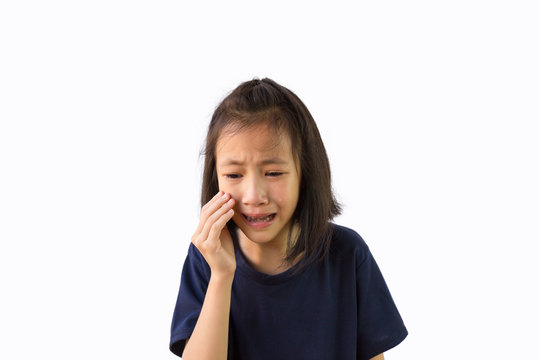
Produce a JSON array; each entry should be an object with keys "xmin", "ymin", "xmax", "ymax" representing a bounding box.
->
[
  {"xmin": 182, "ymin": 273, "xmax": 234, "ymax": 360},
  {"xmin": 182, "ymin": 191, "xmax": 236, "ymax": 360},
  {"xmin": 370, "ymin": 354, "xmax": 385, "ymax": 360}
]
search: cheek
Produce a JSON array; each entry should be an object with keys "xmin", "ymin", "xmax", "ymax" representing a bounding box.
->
[
  {"xmin": 225, "ymin": 189, "xmax": 241, "ymax": 206},
  {"xmin": 217, "ymin": 178, "xmax": 223, "ymax": 192},
  {"xmin": 270, "ymin": 187, "xmax": 288, "ymax": 207},
  {"xmin": 217, "ymin": 179, "xmax": 240, "ymax": 207},
  {"xmin": 217, "ymin": 178, "xmax": 231, "ymax": 194},
  {"xmin": 283, "ymin": 183, "xmax": 300, "ymax": 210}
]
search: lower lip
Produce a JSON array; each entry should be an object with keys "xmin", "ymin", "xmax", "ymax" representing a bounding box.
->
[{"xmin": 242, "ymin": 214, "xmax": 276, "ymax": 229}]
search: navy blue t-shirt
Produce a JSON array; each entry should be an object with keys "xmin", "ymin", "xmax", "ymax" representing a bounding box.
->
[{"xmin": 170, "ymin": 224, "xmax": 407, "ymax": 359}]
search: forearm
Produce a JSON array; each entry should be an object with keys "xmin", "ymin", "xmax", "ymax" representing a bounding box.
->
[{"xmin": 182, "ymin": 273, "xmax": 234, "ymax": 360}]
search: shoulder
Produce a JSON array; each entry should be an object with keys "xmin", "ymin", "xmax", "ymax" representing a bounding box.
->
[
  {"xmin": 330, "ymin": 223, "xmax": 369, "ymax": 251},
  {"xmin": 185, "ymin": 242, "xmax": 204, "ymax": 264},
  {"xmin": 328, "ymin": 223, "xmax": 371, "ymax": 265},
  {"xmin": 184, "ymin": 243, "xmax": 211, "ymax": 280}
]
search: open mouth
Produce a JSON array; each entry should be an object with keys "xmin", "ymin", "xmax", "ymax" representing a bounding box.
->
[{"xmin": 242, "ymin": 214, "xmax": 276, "ymax": 223}]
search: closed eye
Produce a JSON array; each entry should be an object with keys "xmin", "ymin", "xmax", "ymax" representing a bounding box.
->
[
  {"xmin": 224, "ymin": 174, "xmax": 242, "ymax": 179},
  {"xmin": 266, "ymin": 172, "xmax": 284, "ymax": 177}
]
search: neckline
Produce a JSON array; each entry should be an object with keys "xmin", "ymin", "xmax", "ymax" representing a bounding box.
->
[{"xmin": 232, "ymin": 235, "xmax": 311, "ymax": 285}]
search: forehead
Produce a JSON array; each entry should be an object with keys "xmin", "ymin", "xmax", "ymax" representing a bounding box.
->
[{"xmin": 216, "ymin": 125, "xmax": 293, "ymax": 165}]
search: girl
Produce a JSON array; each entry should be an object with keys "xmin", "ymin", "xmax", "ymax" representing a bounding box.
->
[{"xmin": 170, "ymin": 78, "xmax": 407, "ymax": 360}]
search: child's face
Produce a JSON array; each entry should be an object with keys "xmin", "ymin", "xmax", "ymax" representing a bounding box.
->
[{"xmin": 215, "ymin": 124, "xmax": 300, "ymax": 248}]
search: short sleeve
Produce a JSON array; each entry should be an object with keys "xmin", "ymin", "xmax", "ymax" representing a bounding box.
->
[
  {"xmin": 356, "ymin": 247, "xmax": 408, "ymax": 360},
  {"xmin": 169, "ymin": 244, "xmax": 211, "ymax": 357}
]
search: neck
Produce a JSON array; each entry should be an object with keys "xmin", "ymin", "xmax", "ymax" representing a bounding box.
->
[{"xmin": 236, "ymin": 225, "xmax": 301, "ymax": 275}]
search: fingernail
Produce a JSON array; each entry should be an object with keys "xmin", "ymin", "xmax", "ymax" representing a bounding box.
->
[
  {"xmin": 227, "ymin": 198, "xmax": 234, "ymax": 204},
  {"xmin": 222, "ymin": 192, "xmax": 229, "ymax": 200}
]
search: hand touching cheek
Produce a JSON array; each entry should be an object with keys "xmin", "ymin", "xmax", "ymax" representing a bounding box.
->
[{"xmin": 191, "ymin": 191, "xmax": 236, "ymax": 277}]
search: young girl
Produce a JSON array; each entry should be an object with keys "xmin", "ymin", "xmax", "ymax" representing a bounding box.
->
[{"xmin": 170, "ymin": 78, "xmax": 408, "ymax": 360}]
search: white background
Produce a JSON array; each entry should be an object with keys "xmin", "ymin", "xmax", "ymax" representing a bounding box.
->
[{"xmin": 1, "ymin": 1, "xmax": 539, "ymax": 359}]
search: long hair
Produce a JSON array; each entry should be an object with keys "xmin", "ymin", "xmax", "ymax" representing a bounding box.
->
[{"xmin": 200, "ymin": 78, "xmax": 341, "ymax": 269}]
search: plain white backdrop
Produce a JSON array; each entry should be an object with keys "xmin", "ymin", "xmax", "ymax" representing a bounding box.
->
[{"xmin": 1, "ymin": 1, "xmax": 539, "ymax": 359}]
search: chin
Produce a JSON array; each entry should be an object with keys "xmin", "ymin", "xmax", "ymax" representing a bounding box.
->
[{"xmin": 237, "ymin": 227, "xmax": 275, "ymax": 243}]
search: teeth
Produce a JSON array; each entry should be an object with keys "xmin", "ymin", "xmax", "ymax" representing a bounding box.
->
[{"xmin": 246, "ymin": 214, "xmax": 274, "ymax": 222}]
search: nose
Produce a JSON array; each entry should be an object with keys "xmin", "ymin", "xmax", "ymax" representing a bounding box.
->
[{"xmin": 242, "ymin": 174, "xmax": 268, "ymax": 206}]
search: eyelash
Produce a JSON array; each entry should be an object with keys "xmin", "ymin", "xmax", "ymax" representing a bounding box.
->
[{"xmin": 224, "ymin": 172, "xmax": 284, "ymax": 179}]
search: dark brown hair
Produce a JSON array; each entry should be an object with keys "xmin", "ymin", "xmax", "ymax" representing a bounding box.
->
[{"xmin": 201, "ymin": 78, "xmax": 341, "ymax": 269}]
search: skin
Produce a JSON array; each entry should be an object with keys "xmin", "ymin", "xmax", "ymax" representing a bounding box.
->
[
  {"xmin": 184, "ymin": 124, "xmax": 384, "ymax": 359},
  {"xmin": 184, "ymin": 191, "xmax": 236, "ymax": 360},
  {"xmin": 215, "ymin": 124, "xmax": 301, "ymax": 274}
]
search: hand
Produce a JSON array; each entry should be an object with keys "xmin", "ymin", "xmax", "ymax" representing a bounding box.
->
[{"xmin": 191, "ymin": 191, "xmax": 236, "ymax": 277}]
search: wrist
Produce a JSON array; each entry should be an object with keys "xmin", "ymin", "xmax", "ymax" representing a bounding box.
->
[{"xmin": 210, "ymin": 270, "xmax": 235, "ymax": 284}]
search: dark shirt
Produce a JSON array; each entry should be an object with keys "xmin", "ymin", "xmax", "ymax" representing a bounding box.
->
[{"xmin": 170, "ymin": 224, "xmax": 407, "ymax": 359}]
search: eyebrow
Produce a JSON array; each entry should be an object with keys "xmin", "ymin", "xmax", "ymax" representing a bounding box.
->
[{"xmin": 219, "ymin": 157, "xmax": 289, "ymax": 167}]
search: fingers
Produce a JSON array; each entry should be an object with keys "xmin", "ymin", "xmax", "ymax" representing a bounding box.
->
[
  {"xmin": 192, "ymin": 192, "xmax": 235, "ymax": 246},
  {"xmin": 195, "ymin": 191, "xmax": 226, "ymax": 234},
  {"xmin": 191, "ymin": 192, "xmax": 237, "ymax": 275},
  {"xmin": 206, "ymin": 207, "xmax": 235, "ymax": 247},
  {"xmin": 200, "ymin": 196, "xmax": 235, "ymax": 244}
]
